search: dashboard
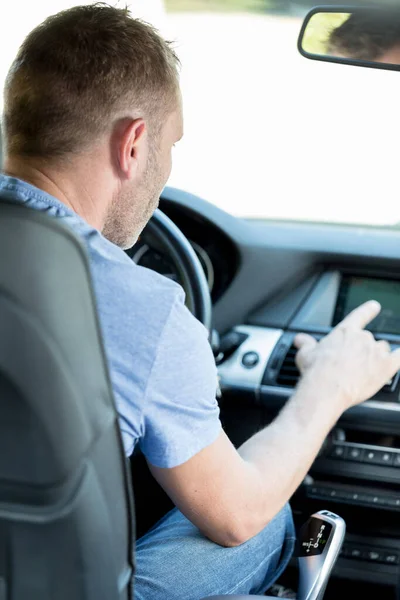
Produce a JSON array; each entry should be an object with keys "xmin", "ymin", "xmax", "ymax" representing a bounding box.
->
[{"xmin": 133, "ymin": 186, "xmax": 400, "ymax": 591}]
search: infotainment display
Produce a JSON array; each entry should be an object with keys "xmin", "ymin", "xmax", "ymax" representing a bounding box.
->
[{"xmin": 333, "ymin": 275, "xmax": 400, "ymax": 334}]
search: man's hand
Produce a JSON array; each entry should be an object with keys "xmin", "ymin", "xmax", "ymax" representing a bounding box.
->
[
  {"xmin": 294, "ymin": 300, "xmax": 400, "ymax": 410},
  {"xmin": 151, "ymin": 300, "xmax": 400, "ymax": 548}
]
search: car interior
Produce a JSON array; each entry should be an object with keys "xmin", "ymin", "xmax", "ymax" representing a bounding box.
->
[{"xmin": 1, "ymin": 2, "xmax": 400, "ymax": 600}]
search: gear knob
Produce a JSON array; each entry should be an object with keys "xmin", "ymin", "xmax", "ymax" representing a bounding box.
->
[{"xmin": 296, "ymin": 510, "xmax": 346, "ymax": 600}]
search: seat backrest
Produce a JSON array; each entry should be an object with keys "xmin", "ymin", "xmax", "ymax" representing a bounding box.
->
[{"xmin": 0, "ymin": 201, "xmax": 134, "ymax": 600}]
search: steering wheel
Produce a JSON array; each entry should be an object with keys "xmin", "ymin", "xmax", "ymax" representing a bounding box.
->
[{"xmin": 144, "ymin": 209, "xmax": 212, "ymax": 333}]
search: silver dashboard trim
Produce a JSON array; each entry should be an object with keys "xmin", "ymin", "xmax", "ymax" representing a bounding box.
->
[
  {"xmin": 362, "ymin": 399, "xmax": 400, "ymax": 412},
  {"xmin": 260, "ymin": 384, "xmax": 400, "ymax": 413},
  {"xmin": 217, "ymin": 326, "xmax": 283, "ymax": 389}
]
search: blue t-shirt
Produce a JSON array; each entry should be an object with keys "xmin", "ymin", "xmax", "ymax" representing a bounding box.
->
[{"xmin": 0, "ymin": 175, "xmax": 221, "ymax": 468}]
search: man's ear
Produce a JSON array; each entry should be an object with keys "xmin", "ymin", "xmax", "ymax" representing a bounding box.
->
[{"xmin": 118, "ymin": 118, "xmax": 147, "ymax": 179}]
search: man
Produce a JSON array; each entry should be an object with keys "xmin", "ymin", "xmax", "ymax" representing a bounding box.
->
[
  {"xmin": 1, "ymin": 4, "xmax": 400, "ymax": 599},
  {"xmin": 327, "ymin": 10, "xmax": 400, "ymax": 64}
]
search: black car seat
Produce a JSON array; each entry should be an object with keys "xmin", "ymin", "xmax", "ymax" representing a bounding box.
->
[{"xmin": 0, "ymin": 200, "xmax": 134, "ymax": 600}]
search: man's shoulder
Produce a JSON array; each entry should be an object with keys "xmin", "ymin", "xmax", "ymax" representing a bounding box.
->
[{"xmin": 81, "ymin": 225, "xmax": 184, "ymax": 327}]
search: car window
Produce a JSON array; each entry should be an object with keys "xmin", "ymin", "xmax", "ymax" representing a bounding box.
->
[{"xmin": 2, "ymin": 0, "xmax": 399, "ymax": 227}]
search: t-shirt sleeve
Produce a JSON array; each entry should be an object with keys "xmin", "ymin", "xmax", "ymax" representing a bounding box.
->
[{"xmin": 139, "ymin": 295, "xmax": 222, "ymax": 469}]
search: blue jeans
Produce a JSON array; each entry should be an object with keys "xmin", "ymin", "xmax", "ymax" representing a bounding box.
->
[{"xmin": 134, "ymin": 503, "xmax": 296, "ymax": 600}]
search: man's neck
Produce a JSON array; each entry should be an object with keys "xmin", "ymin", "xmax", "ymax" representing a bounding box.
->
[{"xmin": 4, "ymin": 155, "xmax": 109, "ymax": 232}]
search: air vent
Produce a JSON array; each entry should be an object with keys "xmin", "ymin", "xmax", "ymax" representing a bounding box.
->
[{"xmin": 276, "ymin": 345, "xmax": 300, "ymax": 388}]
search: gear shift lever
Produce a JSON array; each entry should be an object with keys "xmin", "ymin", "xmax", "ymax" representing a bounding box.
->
[
  {"xmin": 296, "ymin": 510, "xmax": 346, "ymax": 600},
  {"xmin": 201, "ymin": 510, "xmax": 346, "ymax": 600}
]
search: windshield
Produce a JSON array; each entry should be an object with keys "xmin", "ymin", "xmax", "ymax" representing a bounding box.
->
[{"xmin": 1, "ymin": 0, "xmax": 399, "ymax": 227}]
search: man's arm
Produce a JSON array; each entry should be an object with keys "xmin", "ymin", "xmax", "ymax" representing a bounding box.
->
[{"xmin": 150, "ymin": 301, "xmax": 400, "ymax": 547}]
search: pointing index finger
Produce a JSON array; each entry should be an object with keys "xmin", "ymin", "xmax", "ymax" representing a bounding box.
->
[{"xmin": 339, "ymin": 300, "xmax": 381, "ymax": 330}]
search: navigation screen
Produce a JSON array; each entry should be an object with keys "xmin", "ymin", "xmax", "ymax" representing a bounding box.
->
[{"xmin": 333, "ymin": 276, "xmax": 400, "ymax": 334}]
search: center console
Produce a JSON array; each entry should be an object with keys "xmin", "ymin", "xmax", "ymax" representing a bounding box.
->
[{"xmin": 217, "ymin": 269, "xmax": 400, "ymax": 590}]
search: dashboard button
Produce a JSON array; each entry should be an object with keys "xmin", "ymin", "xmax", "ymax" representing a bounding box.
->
[
  {"xmin": 344, "ymin": 446, "xmax": 364, "ymax": 462},
  {"xmin": 364, "ymin": 450, "xmax": 376, "ymax": 463},
  {"xmin": 327, "ymin": 489, "xmax": 339, "ymax": 499},
  {"xmin": 365, "ymin": 550, "xmax": 382, "ymax": 562},
  {"xmin": 241, "ymin": 351, "xmax": 260, "ymax": 369},
  {"xmin": 350, "ymin": 492, "xmax": 368, "ymax": 503},
  {"xmin": 330, "ymin": 445, "xmax": 345, "ymax": 459},
  {"xmin": 308, "ymin": 486, "xmax": 324, "ymax": 498},
  {"xmin": 386, "ymin": 497, "xmax": 400, "ymax": 509},
  {"xmin": 378, "ymin": 451, "xmax": 394, "ymax": 466},
  {"xmin": 368, "ymin": 495, "xmax": 384, "ymax": 506},
  {"xmin": 384, "ymin": 553, "xmax": 399, "ymax": 565},
  {"xmin": 364, "ymin": 449, "xmax": 394, "ymax": 466},
  {"xmin": 393, "ymin": 454, "xmax": 400, "ymax": 467},
  {"xmin": 349, "ymin": 548, "xmax": 362, "ymax": 559}
]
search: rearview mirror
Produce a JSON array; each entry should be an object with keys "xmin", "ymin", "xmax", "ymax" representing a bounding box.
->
[{"xmin": 298, "ymin": 6, "xmax": 400, "ymax": 71}]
